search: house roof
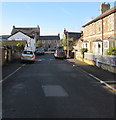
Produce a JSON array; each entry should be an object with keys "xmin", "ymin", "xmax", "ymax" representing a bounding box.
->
[
  {"xmin": 82, "ymin": 6, "xmax": 116, "ymax": 27},
  {"xmin": 0, "ymin": 35, "xmax": 10, "ymax": 40},
  {"xmin": 66, "ymin": 32, "xmax": 81, "ymax": 34},
  {"xmin": 64, "ymin": 32, "xmax": 82, "ymax": 40},
  {"xmin": 39, "ymin": 35, "xmax": 60, "ymax": 40},
  {"xmin": 11, "ymin": 26, "xmax": 40, "ymax": 38},
  {"xmin": 8, "ymin": 31, "xmax": 34, "ymax": 39}
]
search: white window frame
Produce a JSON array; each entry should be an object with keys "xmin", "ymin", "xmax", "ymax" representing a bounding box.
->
[
  {"xmin": 48, "ymin": 40, "xmax": 51, "ymax": 44},
  {"xmin": 103, "ymin": 40, "xmax": 109, "ymax": 49},
  {"xmin": 86, "ymin": 26, "xmax": 88, "ymax": 36},
  {"xmin": 42, "ymin": 40, "xmax": 45, "ymax": 44},
  {"xmin": 109, "ymin": 15, "xmax": 114, "ymax": 31},
  {"xmin": 83, "ymin": 41, "xmax": 88, "ymax": 48},
  {"xmin": 97, "ymin": 21, "xmax": 101, "ymax": 33},
  {"xmin": 90, "ymin": 24, "xmax": 92, "ymax": 35}
]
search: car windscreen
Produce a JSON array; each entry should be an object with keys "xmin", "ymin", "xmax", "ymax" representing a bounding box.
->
[
  {"xmin": 37, "ymin": 49, "xmax": 44, "ymax": 52},
  {"xmin": 23, "ymin": 51, "xmax": 33, "ymax": 54},
  {"xmin": 58, "ymin": 49, "xmax": 64, "ymax": 52}
]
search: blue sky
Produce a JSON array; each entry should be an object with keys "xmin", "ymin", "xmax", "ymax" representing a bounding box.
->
[{"xmin": 0, "ymin": 2, "xmax": 115, "ymax": 38}]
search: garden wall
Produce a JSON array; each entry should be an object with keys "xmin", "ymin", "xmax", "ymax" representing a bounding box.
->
[{"xmin": 75, "ymin": 52, "xmax": 116, "ymax": 73}]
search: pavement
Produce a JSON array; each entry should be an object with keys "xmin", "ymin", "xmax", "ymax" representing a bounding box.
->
[
  {"xmin": 2, "ymin": 59, "xmax": 22, "ymax": 80},
  {"xmin": 66, "ymin": 58, "xmax": 116, "ymax": 93}
]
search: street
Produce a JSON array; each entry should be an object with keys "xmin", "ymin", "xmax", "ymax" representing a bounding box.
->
[{"xmin": 2, "ymin": 53, "xmax": 115, "ymax": 118}]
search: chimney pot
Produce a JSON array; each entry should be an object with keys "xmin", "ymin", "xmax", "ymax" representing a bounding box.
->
[{"xmin": 100, "ymin": 2, "xmax": 110, "ymax": 14}]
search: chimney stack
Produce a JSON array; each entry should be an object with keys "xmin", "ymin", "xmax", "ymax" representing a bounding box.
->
[
  {"xmin": 37, "ymin": 25, "xmax": 40, "ymax": 29},
  {"xmin": 64, "ymin": 28, "xmax": 67, "ymax": 34},
  {"xmin": 58, "ymin": 33, "xmax": 60, "ymax": 37},
  {"xmin": 99, "ymin": 2, "xmax": 110, "ymax": 14},
  {"xmin": 13, "ymin": 25, "xmax": 15, "ymax": 29}
]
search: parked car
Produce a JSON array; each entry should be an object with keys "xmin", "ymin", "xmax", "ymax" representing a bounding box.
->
[
  {"xmin": 54, "ymin": 48, "xmax": 66, "ymax": 59},
  {"xmin": 20, "ymin": 50, "xmax": 35, "ymax": 63},
  {"xmin": 48, "ymin": 48, "xmax": 56, "ymax": 51},
  {"xmin": 36, "ymin": 48, "xmax": 45, "ymax": 55}
]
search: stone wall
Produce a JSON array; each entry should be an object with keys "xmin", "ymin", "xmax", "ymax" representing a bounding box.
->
[{"xmin": 0, "ymin": 46, "xmax": 23, "ymax": 66}]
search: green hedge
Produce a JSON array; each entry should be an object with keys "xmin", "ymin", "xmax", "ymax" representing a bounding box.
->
[{"xmin": 106, "ymin": 47, "xmax": 116, "ymax": 55}]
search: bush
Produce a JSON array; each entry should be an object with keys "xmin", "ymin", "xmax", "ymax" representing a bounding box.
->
[
  {"xmin": 80, "ymin": 48, "xmax": 88, "ymax": 54},
  {"xmin": 106, "ymin": 47, "xmax": 116, "ymax": 55}
]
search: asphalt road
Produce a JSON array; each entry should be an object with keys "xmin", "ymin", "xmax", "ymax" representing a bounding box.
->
[{"xmin": 2, "ymin": 53, "xmax": 115, "ymax": 119}]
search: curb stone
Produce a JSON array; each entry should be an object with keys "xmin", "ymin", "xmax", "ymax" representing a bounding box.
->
[{"xmin": 66, "ymin": 59, "xmax": 116, "ymax": 94}]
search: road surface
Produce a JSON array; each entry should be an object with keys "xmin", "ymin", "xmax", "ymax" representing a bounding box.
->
[{"xmin": 2, "ymin": 53, "xmax": 115, "ymax": 119}]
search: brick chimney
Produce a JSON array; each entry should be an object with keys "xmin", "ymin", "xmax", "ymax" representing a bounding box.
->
[
  {"xmin": 100, "ymin": 2, "xmax": 110, "ymax": 14},
  {"xmin": 64, "ymin": 28, "xmax": 67, "ymax": 34},
  {"xmin": 37, "ymin": 25, "xmax": 40, "ymax": 29},
  {"xmin": 13, "ymin": 25, "xmax": 15, "ymax": 29},
  {"xmin": 58, "ymin": 33, "xmax": 60, "ymax": 37}
]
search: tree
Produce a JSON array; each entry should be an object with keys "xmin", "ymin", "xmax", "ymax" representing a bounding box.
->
[
  {"xmin": 36, "ymin": 40, "xmax": 42, "ymax": 48},
  {"xmin": 16, "ymin": 43, "xmax": 22, "ymax": 47},
  {"xmin": 60, "ymin": 37, "xmax": 73, "ymax": 50},
  {"xmin": 80, "ymin": 48, "xmax": 88, "ymax": 58}
]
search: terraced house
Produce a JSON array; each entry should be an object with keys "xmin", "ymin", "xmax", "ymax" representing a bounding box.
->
[
  {"xmin": 39, "ymin": 35, "xmax": 60, "ymax": 50},
  {"xmin": 82, "ymin": 2, "xmax": 116, "ymax": 55}
]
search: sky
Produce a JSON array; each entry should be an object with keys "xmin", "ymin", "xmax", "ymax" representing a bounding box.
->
[{"xmin": 0, "ymin": 1, "xmax": 115, "ymax": 38}]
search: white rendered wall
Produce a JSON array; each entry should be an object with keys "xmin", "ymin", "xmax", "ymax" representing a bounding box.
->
[{"xmin": 8, "ymin": 32, "xmax": 36, "ymax": 52}]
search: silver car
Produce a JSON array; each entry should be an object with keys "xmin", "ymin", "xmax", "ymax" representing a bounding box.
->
[{"xmin": 20, "ymin": 50, "xmax": 35, "ymax": 63}]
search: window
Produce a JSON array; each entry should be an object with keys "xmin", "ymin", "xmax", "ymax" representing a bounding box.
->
[
  {"xmin": 103, "ymin": 20, "xmax": 106, "ymax": 32},
  {"xmin": 83, "ymin": 42, "xmax": 88, "ymax": 48},
  {"xmin": 90, "ymin": 24, "xmax": 92, "ymax": 35},
  {"xmin": 109, "ymin": 15, "xmax": 114, "ymax": 31},
  {"xmin": 42, "ymin": 40, "xmax": 45, "ymax": 44},
  {"xmin": 23, "ymin": 51, "xmax": 33, "ymax": 54},
  {"xmin": 85, "ymin": 27, "xmax": 88, "ymax": 36},
  {"xmin": 97, "ymin": 21, "xmax": 101, "ymax": 33},
  {"xmin": 90, "ymin": 24, "xmax": 94, "ymax": 35},
  {"xmin": 84, "ymin": 28, "xmax": 86, "ymax": 36},
  {"xmin": 103, "ymin": 40, "xmax": 109, "ymax": 49},
  {"xmin": 92, "ymin": 23, "xmax": 95, "ymax": 34},
  {"xmin": 48, "ymin": 40, "xmax": 51, "ymax": 44}
]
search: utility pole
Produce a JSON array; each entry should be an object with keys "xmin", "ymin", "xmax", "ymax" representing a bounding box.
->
[{"xmin": 67, "ymin": 31, "xmax": 70, "ymax": 58}]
